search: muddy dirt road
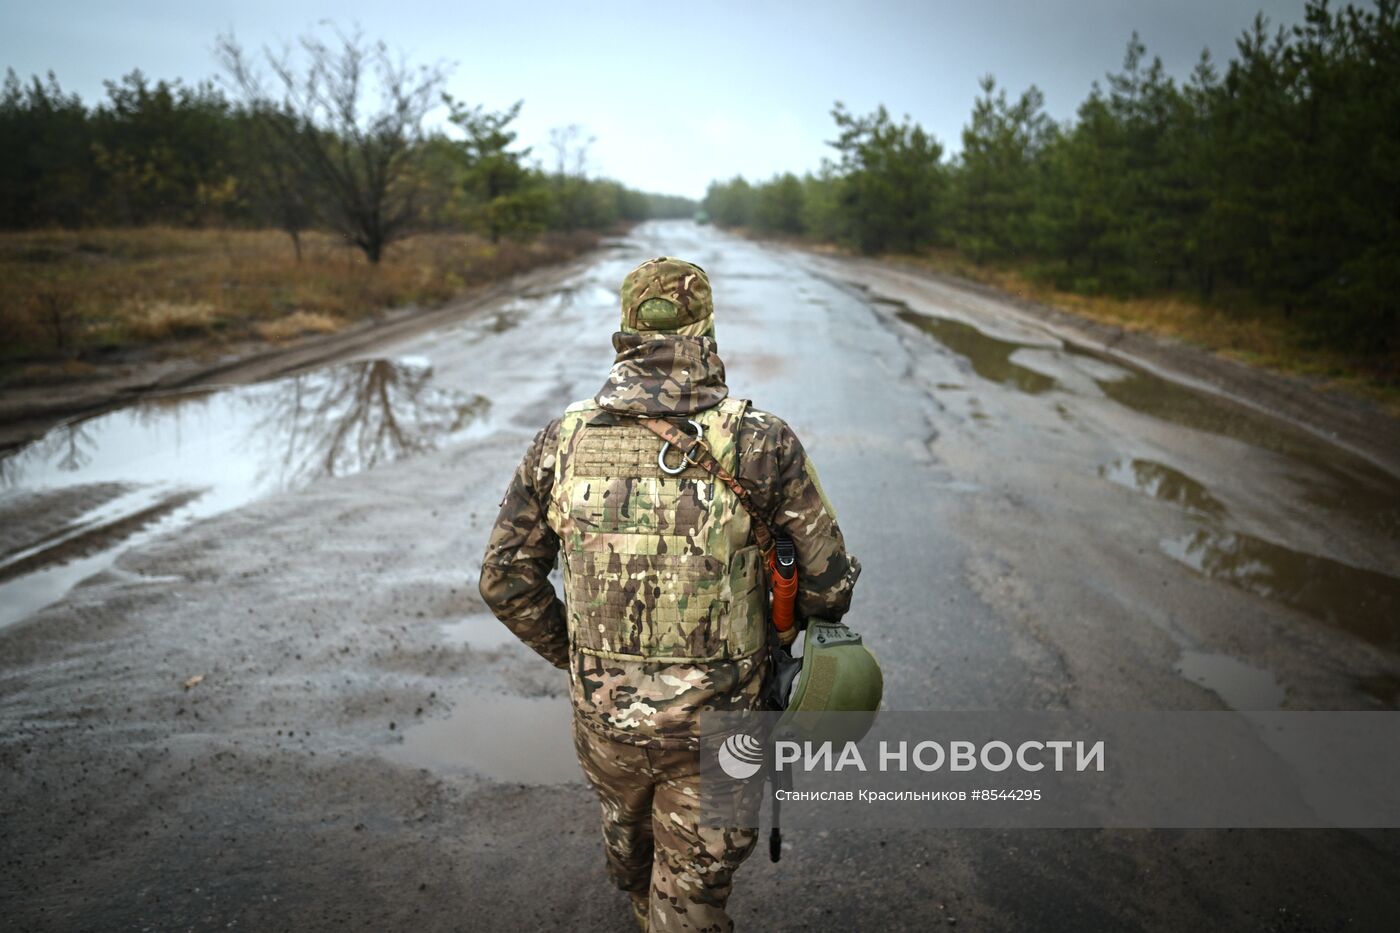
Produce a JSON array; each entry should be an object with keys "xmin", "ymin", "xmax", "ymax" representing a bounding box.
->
[{"xmin": 3, "ymin": 221, "xmax": 1399, "ymax": 931}]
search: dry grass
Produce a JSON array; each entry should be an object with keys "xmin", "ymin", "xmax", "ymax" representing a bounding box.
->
[
  {"xmin": 900, "ymin": 248, "xmax": 1400, "ymax": 412},
  {"xmin": 123, "ymin": 300, "xmax": 222, "ymax": 341},
  {"xmin": 0, "ymin": 226, "xmax": 598, "ymax": 376},
  {"xmin": 253, "ymin": 310, "xmax": 342, "ymax": 343}
]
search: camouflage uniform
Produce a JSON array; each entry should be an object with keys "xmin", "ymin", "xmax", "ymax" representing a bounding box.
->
[{"xmin": 481, "ymin": 258, "xmax": 860, "ymax": 931}]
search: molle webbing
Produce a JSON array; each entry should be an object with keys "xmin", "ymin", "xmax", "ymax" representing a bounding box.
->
[{"xmin": 552, "ymin": 397, "xmax": 766, "ymax": 663}]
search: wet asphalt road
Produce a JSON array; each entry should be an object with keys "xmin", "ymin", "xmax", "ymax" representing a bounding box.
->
[{"xmin": 2, "ymin": 220, "xmax": 1400, "ymax": 931}]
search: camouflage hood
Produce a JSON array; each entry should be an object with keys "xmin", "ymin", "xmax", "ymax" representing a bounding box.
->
[{"xmin": 594, "ymin": 331, "xmax": 729, "ymax": 416}]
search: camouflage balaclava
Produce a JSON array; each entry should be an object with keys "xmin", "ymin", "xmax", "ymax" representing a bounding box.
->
[{"xmin": 619, "ymin": 257, "xmax": 715, "ymax": 339}]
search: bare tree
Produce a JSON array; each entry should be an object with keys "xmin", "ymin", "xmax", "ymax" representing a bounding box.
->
[
  {"xmin": 253, "ymin": 360, "xmax": 488, "ymax": 488},
  {"xmin": 545, "ymin": 123, "xmax": 598, "ymax": 231},
  {"xmin": 548, "ymin": 123, "xmax": 595, "ymax": 178},
  {"xmin": 217, "ymin": 27, "xmax": 447, "ymax": 264}
]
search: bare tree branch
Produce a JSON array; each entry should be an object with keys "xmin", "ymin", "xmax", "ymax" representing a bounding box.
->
[{"xmin": 217, "ymin": 26, "xmax": 447, "ymax": 263}]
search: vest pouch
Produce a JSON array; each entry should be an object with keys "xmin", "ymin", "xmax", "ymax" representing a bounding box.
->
[{"xmin": 725, "ymin": 544, "xmax": 768, "ymax": 657}]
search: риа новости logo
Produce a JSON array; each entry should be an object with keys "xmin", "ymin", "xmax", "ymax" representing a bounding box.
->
[{"xmin": 717, "ymin": 732, "xmax": 765, "ymax": 779}]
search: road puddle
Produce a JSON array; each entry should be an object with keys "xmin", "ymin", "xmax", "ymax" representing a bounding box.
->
[
  {"xmin": 1160, "ymin": 527, "xmax": 1400, "ymax": 652},
  {"xmin": 1097, "ymin": 458, "xmax": 1227, "ymax": 518},
  {"xmin": 1097, "ymin": 453, "xmax": 1400, "ymax": 699},
  {"xmin": 0, "ymin": 358, "xmax": 488, "ymax": 628},
  {"xmin": 894, "ymin": 306, "xmax": 1056, "ymax": 394},
  {"xmin": 1086, "ymin": 354, "xmax": 1400, "ymax": 665},
  {"xmin": 1175, "ymin": 649, "xmax": 1285, "ymax": 710},
  {"xmin": 438, "ymin": 613, "xmax": 517, "ymax": 650},
  {"xmin": 1093, "ymin": 367, "xmax": 1400, "ymax": 540},
  {"xmin": 387, "ymin": 691, "xmax": 579, "ymax": 784}
]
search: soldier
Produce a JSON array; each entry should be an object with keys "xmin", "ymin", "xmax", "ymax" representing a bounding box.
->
[{"xmin": 480, "ymin": 257, "xmax": 860, "ymax": 931}]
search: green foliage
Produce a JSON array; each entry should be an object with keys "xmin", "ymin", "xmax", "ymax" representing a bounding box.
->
[
  {"xmin": 0, "ymin": 72, "xmax": 96, "ymax": 227},
  {"xmin": 89, "ymin": 71, "xmax": 239, "ymax": 226},
  {"xmin": 447, "ymin": 98, "xmax": 550, "ymax": 242},
  {"xmin": 1, "ymin": 69, "xmax": 238, "ymax": 228},
  {"xmin": 640, "ymin": 192, "xmax": 697, "ymax": 219},
  {"xmin": 703, "ymin": 173, "xmax": 808, "ymax": 236},
  {"xmin": 1, "ymin": 60, "xmax": 694, "ymax": 247},
  {"xmin": 700, "ymin": 0, "xmax": 1399, "ymax": 364},
  {"xmin": 953, "ymin": 76, "xmax": 1052, "ymax": 264},
  {"xmin": 799, "ymin": 170, "xmax": 845, "ymax": 243},
  {"xmin": 703, "ymin": 176, "xmax": 755, "ymax": 228},
  {"xmin": 828, "ymin": 102, "xmax": 946, "ymax": 253},
  {"xmin": 754, "ymin": 173, "xmax": 805, "ymax": 235}
]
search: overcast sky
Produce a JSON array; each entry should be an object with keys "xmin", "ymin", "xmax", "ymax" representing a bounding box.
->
[{"xmin": 2, "ymin": 0, "xmax": 1312, "ymax": 199}]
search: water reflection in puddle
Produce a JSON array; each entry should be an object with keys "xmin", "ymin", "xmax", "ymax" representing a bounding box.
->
[
  {"xmin": 388, "ymin": 691, "xmax": 578, "ymax": 784},
  {"xmin": 1096, "ymin": 453, "xmax": 1400, "ymax": 696},
  {"xmin": 1097, "ymin": 458, "xmax": 1227, "ymax": 518},
  {"xmin": 0, "ymin": 358, "xmax": 489, "ymax": 628},
  {"xmin": 891, "ymin": 305, "xmax": 1056, "ymax": 394},
  {"xmin": 1094, "ymin": 368, "xmax": 1400, "ymax": 540},
  {"xmin": 1161, "ymin": 527, "xmax": 1400, "ymax": 653}
]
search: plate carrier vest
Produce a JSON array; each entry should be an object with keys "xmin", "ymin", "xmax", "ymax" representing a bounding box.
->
[{"xmin": 548, "ymin": 396, "xmax": 767, "ymax": 663}]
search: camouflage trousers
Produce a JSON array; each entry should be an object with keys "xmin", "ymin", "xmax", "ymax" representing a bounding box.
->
[{"xmin": 573, "ymin": 718, "xmax": 759, "ymax": 933}]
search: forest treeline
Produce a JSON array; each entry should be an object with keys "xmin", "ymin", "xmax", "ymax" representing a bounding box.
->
[
  {"xmin": 705, "ymin": 0, "xmax": 1397, "ymax": 362},
  {"xmin": 0, "ymin": 29, "xmax": 695, "ymax": 260}
]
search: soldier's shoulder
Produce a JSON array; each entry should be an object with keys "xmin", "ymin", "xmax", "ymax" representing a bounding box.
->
[
  {"xmin": 526, "ymin": 416, "xmax": 564, "ymax": 471},
  {"xmin": 738, "ymin": 405, "xmax": 796, "ymax": 440},
  {"xmin": 736, "ymin": 405, "xmax": 804, "ymax": 462},
  {"xmin": 550, "ymin": 399, "xmax": 591, "ymax": 437},
  {"xmin": 562, "ymin": 398, "xmax": 598, "ymax": 415}
]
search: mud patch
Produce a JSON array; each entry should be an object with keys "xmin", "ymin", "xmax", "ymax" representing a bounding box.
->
[
  {"xmin": 1095, "ymin": 452, "xmax": 1399, "ymax": 692},
  {"xmin": 387, "ymin": 691, "xmax": 578, "ymax": 784},
  {"xmin": 485, "ymin": 311, "xmax": 519, "ymax": 334}
]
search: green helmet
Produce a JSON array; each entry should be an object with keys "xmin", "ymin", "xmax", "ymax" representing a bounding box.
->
[{"xmin": 775, "ymin": 619, "xmax": 883, "ymax": 742}]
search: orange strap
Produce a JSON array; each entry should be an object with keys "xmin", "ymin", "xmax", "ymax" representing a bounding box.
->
[{"xmin": 638, "ymin": 417, "xmax": 776, "ymax": 560}]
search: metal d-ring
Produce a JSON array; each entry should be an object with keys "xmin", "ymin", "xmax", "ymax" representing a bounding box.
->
[{"xmin": 657, "ymin": 419, "xmax": 705, "ymax": 475}]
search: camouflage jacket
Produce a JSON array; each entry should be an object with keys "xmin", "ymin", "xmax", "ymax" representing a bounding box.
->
[{"xmin": 479, "ymin": 331, "xmax": 861, "ymax": 748}]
